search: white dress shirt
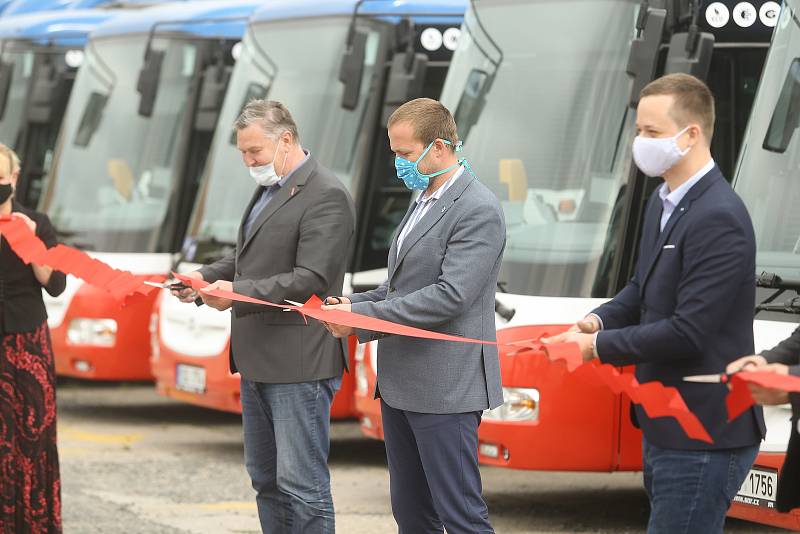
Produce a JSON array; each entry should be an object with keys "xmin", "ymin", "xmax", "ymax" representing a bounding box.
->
[
  {"xmin": 396, "ymin": 165, "xmax": 465, "ymax": 257},
  {"xmin": 658, "ymin": 158, "xmax": 715, "ymax": 231}
]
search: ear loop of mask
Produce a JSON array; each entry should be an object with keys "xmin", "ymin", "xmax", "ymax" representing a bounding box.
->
[
  {"xmin": 418, "ymin": 140, "xmax": 465, "ymax": 179},
  {"xmin": 674, "ymin": 125, "xmax": 693, "ymax": 156}
]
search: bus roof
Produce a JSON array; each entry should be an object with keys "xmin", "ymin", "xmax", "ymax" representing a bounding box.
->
[
  {"xmin": 90, "ymin": 0, "xmax": 261, "ymax": 40},
  {"xmin": 250, "ymin": 0, "xmax": 467, "ymax": 24},
  {"xmin": 2, "ymin": 0, "xmax": 174, "ymax": 15},
  {"xmin": 2, "ymin": 0, "xmax": 77, "ymax": 16},
  {"xmin": 0, "ymin": 0, "xmax": 15, "ymax": 15},
  {"xmin": 0, "ymin": 8, "xmax": 114, "ymax": 46}
]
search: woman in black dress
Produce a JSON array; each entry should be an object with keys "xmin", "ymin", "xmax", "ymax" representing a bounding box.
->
[{"xmin": 0, "ymin": 143, "xmax": 66, "ymax": 533}]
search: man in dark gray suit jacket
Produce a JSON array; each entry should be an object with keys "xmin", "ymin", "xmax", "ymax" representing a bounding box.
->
[
  {"xmin": 323, "ymin": 98, "xmax": 505, "ymax": 534},
  {"xmin": 729, "ymin": 331, "xmax": 800, "ymax": 512},
  {"xmin": 172, "ymin": 100, "xmax": 355, "ymax": 533}
]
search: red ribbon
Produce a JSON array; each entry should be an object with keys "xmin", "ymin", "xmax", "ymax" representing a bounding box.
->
[
  {"xmin": 176, "ymin": 273, "xmax": 713, "ymax": 443},
  {"xmin": 0, "ymin": 216, "xmax": 713, "ymax": 443},
  {"xmin": 727, "ymin": 371, "xmax": 800, "ymax": 422},
  {"xmin": 0, "ymin": 215, "xmax": 164, "ymax": 302}
]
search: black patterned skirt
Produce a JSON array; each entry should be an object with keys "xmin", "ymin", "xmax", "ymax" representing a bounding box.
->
[{"xmin": 0, "ymin": 322, "xmax": 61, "ymax": 534}]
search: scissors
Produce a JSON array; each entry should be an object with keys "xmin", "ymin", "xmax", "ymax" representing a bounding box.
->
[
  {"xmin": 683, "ymin": 362, "xmax": 758, "ymax": 383},
  {"xmin": 143, "ymin": 281, "xmax": 192, "ymax": 291},
  {"xmin": 282, "ymin": 298, "xmax": 303, "ymax": 311},
  {"xmin": 683, "ymin": 372, "xmax": 738, "ymax": 384}
]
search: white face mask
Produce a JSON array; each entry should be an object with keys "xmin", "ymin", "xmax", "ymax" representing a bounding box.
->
[
  {"xmin": 632, "ymin": 126, "xmax": 692, "ymax": 177},
  {"xmin": 249, "ymin": 162, "xmax": 280, "ymax": 187},
  {"xmin": 248, "ymin": 138, "xmax": 288, "ymax": 187}
]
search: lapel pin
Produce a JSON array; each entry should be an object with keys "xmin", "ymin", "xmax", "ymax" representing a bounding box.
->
[{"xmin": 290, "ymin": 186, "xmax": 296, "ymax": 196}]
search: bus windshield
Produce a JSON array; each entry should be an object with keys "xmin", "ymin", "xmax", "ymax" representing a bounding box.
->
[
  {"xmin": 734, "ymin": 0, "xmax": 800, "ymax": 280},
  {"xmin": 184, "ymin": 16, "xmax": 380, "ymax": 263},
  {"xmin": 439, "ymin": 0, "xmax": 639, "ymax": 298},
  {"xmin": 0, "ymin": 45, "xmax": 34, "ymax": 148},
  {"xmin": 42, "ymin": 34, "xmax": 196, "ymax": 252}
]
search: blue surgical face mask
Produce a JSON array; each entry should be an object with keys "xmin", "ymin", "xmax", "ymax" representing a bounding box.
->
[{"xmin": 395, "ymin": 139, "xmax": 464, "ymax": 190}]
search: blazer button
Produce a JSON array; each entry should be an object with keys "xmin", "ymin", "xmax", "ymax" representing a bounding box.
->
[{"xmin": 389, "ymin": 286, "xmax": 396, "ymax": 293}]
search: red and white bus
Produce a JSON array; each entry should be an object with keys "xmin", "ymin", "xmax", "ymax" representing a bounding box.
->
[
  {"xmin": 353, "ymin": 0, "xmax": 800, "ymax": 529},
  {"xmin": 39, "ymin": 1, "xmax": 261, "ymax": 380}
]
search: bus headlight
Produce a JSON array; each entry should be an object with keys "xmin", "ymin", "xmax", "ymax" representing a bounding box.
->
[
  {"xmin": 483, "ymin": 388, "xmax": 540, "ymax": 422},
  {"xmin": 355, "ymin": 360, "xmax": 369, "ymax": 396},
  {"xmin": 354, "ymin": 343, "xmax": 369, "ymax": 395},
  {"xmin": 67, "ymin": 318, "xmax": 117, "ymax": 347},
  {"xmin": 149, "ymin": 313, "xmax": 160, "ymax": 361}
]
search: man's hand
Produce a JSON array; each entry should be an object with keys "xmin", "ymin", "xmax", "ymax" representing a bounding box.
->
[
  {"xmin": 568, "ymin": 315, "xmax": 600, "ymax": 334},
  {"xmin": 200, "ymin": 280, "xmax": 233, "ymax": 311},
  {"xmin": 172, "ymin": 271, "xmax": 203, "ymax": 303},
  {"xmin": 732, "ymin": 360, "xmax": 790, "ymax": 406},
  {"xmin": 541, "ymin": 331, "xmax": 596, "ymax": 362},
  {"xmin": 323, "ymin": 296, "xmax": 351, "ymax": 305},
  {"xmin": 320, "ymin": 298, "xmax": 354, "ymax": 338},
  {"xmin": 726, "ymin": 354, "xmax": 767, "ymax": 375},
  {"xmin": 12, "ymin": 211, "xmax": 36, "ymax": 233}
]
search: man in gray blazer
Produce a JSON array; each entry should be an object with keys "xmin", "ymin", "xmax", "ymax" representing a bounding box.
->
[
  {"xmin": 172, "ymin": 100, "xmax": 355, "ymax": 533},
  {"xmin": 323, "ymin": 98, "xmax": 505, "ymax": 534}
]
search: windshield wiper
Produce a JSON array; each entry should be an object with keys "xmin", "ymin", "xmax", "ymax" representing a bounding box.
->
[
  {"xmin": 85, "ymin": 40, "xmax": 117, "ymax": 93},
  {"xmin": 245, "ymin": 25, "xmax": 279, "ymax": 86},
  {"xmin": 755, "ymin": 271, "xmax": 800, "ymax": 315},
  {"xmin": 464, "ymin": 0, "xmax": 503, "ymax": 69},
  {"xmin": 495, "ymin": 281, "xmax": 516, "ymax": 322}
]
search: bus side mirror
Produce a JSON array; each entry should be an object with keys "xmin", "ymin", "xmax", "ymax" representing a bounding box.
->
[
  {"xmin": 27, "ymin": 61, "xmax": 71, "ymax": 124},
  {"xmin": 0, "ymin": 61, "xmax": 12, "ymax": 121},
  {"xmin": 136, "ymin": 49, "xmax": 165, "ymax": 117},
  {"xmin": 454, "ymin": 69, "xmax": 492, "ymax": 143},
  {"xmin": 381, "ymin": 50, "xmax": 427, "ymax": 124},
  {"xmin": 339, "ymin": 29, "xmax": 368, "ymax": 111},
  {"xmin": 194, "ymin": 62, "xmax": 231, "ymax": 131},
  {"xmin": 664, "ymin": 31, "xmax": 715, "ymax": 80},
  {"xmin": 627, "ymin": 6, "xmax": 667, "ymax": 107},
  {"xmin": 74, "ymin": 91, "xmax": 109, "ymax": 147}
]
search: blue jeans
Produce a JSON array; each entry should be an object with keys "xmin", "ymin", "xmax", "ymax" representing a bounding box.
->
[
  {"xmin": 642, "ymin": 438, "xmax": 759, "ymax": 534},
  {"xmin": 240, "ymin": 376, "xmax": 341, "ymax": 534}
]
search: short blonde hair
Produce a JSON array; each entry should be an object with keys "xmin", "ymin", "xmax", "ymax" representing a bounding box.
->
[
  {"xmin": 388, "ymin": 98, "xmax": 459, "ymax": 149},
  {"xmin": 640, "ymin": 73, "xmax": 715, "ymax": 140},
  {"xmin": 0, "ymin": 143, "xmax": 18, "ymax": 175}
]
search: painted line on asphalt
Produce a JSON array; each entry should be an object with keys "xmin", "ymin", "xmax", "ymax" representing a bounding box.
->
[{"xmin": 60, "ymin": 426, "xmax": 143, "ymax": 445}]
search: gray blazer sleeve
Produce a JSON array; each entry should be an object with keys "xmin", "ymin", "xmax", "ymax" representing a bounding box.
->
[
  {"xmin": 349, "ymin": 280, "xmax": 389, "ymax": 304},
  {"xmin": 350, "ymin": 203, "xmax": 504, "ymax": 329},
  {"xmin": 349, "ymin": 280, "xmax": 390, "ymax": 343},
  {"xmin": 199, "ymin": 251, "xmax": 236, "ymax": 283},
  {"xmin": 762, "ymin": 326, "xmax": 800, "ymax": 366},
  {"xmin": 232, "ymin": 187, "xmax": 354, "ymax": 314},
  {"xmin": 761, "ymin": 328, "xmax": 800, "ymax": 416}
]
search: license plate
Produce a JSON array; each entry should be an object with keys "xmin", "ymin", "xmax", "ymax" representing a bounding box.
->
[
  {"xmin": 734, "ymin": 468, "xmax": 778, "ymax": 509},
  {"xmin": 175, "ymin": 364, "xmax": 206, "ymax": 394}
]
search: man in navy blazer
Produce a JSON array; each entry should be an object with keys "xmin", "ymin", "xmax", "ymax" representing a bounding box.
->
[{"xmin": 545, "ymin": 73, "xmax": 764, "ymax": 533}]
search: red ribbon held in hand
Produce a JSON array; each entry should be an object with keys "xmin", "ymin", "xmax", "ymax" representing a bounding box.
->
[
  {"xmin": 177, "ymin": 273, "xmax": 713, "ymax": 443},
  {"xmin": 727, "ymin": 371, "xmax": 800, "ymax": 422},
  {"xmin": 0, "ymin": 221, "xmax": 716, "ymax": 444},
  {"xmin": 0, "ymin": 214, "xmax": 164, "ymax": 302}
]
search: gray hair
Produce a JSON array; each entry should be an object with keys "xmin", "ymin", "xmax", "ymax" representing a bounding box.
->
[{"xmin": 233, "ymin": 99, "xmax": 300, "ymax": 144}]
